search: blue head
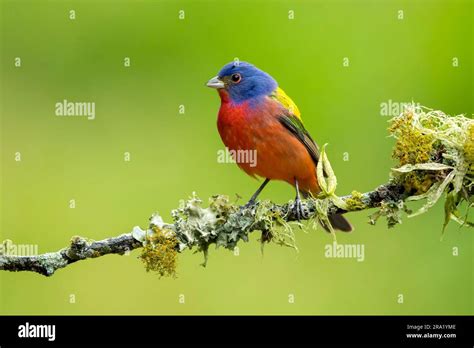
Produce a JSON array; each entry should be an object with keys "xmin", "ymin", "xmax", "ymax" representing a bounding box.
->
[{"xmin": 207, "ymin": 61, "xmax": 278, "ymax": 103}]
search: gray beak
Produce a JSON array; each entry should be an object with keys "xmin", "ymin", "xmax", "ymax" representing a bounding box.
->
[{"xmin": 206, "ymin": 76, "xmax": 225, "ymax": 89}]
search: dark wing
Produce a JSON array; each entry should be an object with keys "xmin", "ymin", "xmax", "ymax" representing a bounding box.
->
[{"xmin": 278, "ymin": 113, "xmax": 320, "ymax": 166}]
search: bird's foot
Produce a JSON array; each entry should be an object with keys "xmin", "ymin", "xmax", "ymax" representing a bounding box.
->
[
  {"xmin": 240, "ymin": 199, "xmax": 257, "ymax": 211},
  {"xmin": 289, "ymin": 196, "xmax": 308, "ymax": 221}
]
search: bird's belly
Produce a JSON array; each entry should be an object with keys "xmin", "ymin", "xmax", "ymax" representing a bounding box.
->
[{"xmin": 218, "ymin": 110, "xmax": 318, "ymax": 193}]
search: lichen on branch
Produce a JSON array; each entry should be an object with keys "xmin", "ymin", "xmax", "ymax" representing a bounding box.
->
[{"xmin": 388, "ymin": 105, "xmax": 473, "ymax": 227}]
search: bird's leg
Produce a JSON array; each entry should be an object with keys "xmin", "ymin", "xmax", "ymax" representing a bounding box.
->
[
  {"xmin": 244, "ymin": 178, "xmax": 270, "ymax": 208},
  {"xmin": 290, "ymin": 178, "xmax": 307, "ymax": 221}
]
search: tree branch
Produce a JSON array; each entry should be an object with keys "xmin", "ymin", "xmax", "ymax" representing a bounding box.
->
[
  {"xmin": 0, "ymin": 234, "xmax": 143, "ymax": 276},
  {"xmin": 0, "ymin": 182, "xmax": 406, "ymax": 277}
]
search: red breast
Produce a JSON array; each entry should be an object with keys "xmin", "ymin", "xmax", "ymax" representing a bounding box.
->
[{"xmin": 216, "ymin": 93, "xmax": 320, "ymax": 195}]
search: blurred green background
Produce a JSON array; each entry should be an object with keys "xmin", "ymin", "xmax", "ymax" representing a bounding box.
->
[{"xmin": 0, "ymin": 0, "xmax": 472, "ymax": 315}]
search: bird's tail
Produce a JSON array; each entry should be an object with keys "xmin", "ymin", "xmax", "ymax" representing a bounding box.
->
[{"xmin": 323, "ymin": 213, "xmax": 353, "ymax": 232}]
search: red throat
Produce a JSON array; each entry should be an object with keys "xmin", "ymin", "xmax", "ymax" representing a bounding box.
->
[{"xmin": 218, "ymin": 89, "xmax": 230, "ymax": 103}]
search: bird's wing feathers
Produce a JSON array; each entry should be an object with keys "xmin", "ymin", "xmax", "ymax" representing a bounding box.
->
[
  {"xmin": 278, "ymin": 114, "xmax": 320, "ymax": 165},
  {"xmin": 270, "ymin": 87, "xmax": 301, "ymax": 119},
  {"xmin": 270, "ymin": 87, "xmax": 320, "ymax": 165}
]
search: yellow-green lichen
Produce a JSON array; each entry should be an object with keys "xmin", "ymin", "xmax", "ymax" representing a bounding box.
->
[
  {"xmin": 139, "ymin": 226, "xmax": 178, "ymax": 278},
  {"xmin": 389, "ymin": 108, "xmax": 453, "ymax": 195},
  {"xmin": 402, "ymin": 171, "xmax": 437, "ymax": 195},
  {"xmin": 464, "ymin": 122, "xmax": 474, "ymax": 168},
  {"xmin": 345, "ymin": 191, "xmax": 366, "ymax": 210},
  {"xmin": 389, "ymin": 111, "xmax": 435, "ymax": 166},
  {"xmin": 388, "ymin": 105, "xmax": 473, "ymax": 228}
]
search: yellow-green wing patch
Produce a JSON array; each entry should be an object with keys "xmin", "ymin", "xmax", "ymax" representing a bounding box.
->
[{"xmin": 271, "ymin": 87, "xmax": 301, "ymax": 119}]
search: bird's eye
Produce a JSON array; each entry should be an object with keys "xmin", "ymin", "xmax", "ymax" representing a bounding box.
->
[{"xmin": 231, "ymin": 73, "xmax": 241, "ymax": 83}]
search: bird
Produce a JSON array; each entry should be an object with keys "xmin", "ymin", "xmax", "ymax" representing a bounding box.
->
[{"xmin": 207, "ymin": 61, "xmax": 352, "ymax": 232}]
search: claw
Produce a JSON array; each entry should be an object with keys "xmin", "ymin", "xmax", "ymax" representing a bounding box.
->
[
  {"xmin": 290, "ymin": 178, "xmax": 308, "ymax": 221},
  {"xmin": 240, "ymin": 178, "xmax": 270, "ymax": 211},
  {"xmin": 241, "ymin": 199, "xmax": 257, "ymax": 210},
  {"xmin": 290, "ymin": 196, "xmax": 308, "ymax": 221}
]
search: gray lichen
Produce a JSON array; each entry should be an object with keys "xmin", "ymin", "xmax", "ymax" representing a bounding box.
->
[{"xmin": 168, "ymin": 193, "xmax": 297, "ymax": 266}]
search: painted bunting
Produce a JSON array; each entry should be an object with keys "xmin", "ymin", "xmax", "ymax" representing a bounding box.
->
[{"xmin": 207, "ymin": 61, "xmax": 352, "ymax": 232}]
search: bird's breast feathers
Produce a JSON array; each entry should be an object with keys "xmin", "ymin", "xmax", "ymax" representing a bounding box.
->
[
  {"xmin": 217, "ymin": 87, "xmax": 299, "ymax": 126},
  {"xmin": 217, "ymin": 87, "xmax": 302, "ymax": 146},
  {"xmin": 217, "ymin": 88, "xmax": 289, "ymax": 147}
]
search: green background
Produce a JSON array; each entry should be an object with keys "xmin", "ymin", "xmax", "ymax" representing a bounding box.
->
[{"xmin": 0, "ymin": 0, "xmax": 472, "ymax": 315}]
